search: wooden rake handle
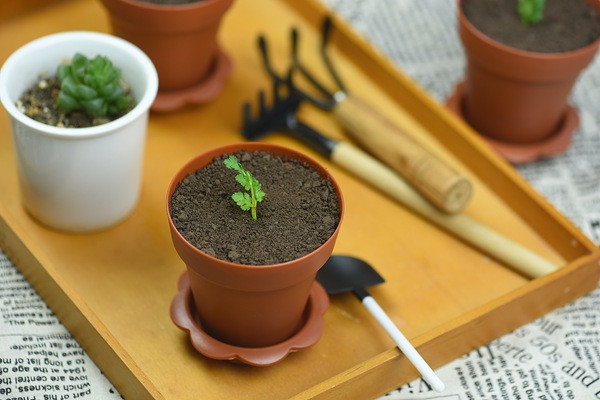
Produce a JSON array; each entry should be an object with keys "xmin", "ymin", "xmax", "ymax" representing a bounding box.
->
[
  {"xmin": 331, "ymin": 142, "xmax": 558, "ymax": 279},
  {"xmin": 333, "ymin": 95, "xmax": 472, "ymax": 214}
]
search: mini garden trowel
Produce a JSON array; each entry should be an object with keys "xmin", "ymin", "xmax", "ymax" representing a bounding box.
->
[{"xmin": 316, "ymin": 255, "xmax": 445, "ymax": 393}]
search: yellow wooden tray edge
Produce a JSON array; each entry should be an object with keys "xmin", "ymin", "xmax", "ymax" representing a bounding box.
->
[{"xmin": 0, "ymin": 0, "xmax": 599, "ymax": 399}]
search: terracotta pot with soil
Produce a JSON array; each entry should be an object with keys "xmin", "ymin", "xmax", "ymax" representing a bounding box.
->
[
  {"xmin": 0, "ymin": 31, "xmax": 158, "ymax": 232},
  {"xmin": 167, "ymin": 142, "xmax": 344, "ymax": 355},
  {"xmin": 447, "ymin": 0, "xmax": 600, "ymax": 163},
  {"xmin": 99, "ymin": 0, "xmax": 234, "ymax": 112}
]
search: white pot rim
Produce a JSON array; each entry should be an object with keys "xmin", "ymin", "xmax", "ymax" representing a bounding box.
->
[{"xmin": 0, "ymin": 31, "xmax": 158, "ymax": 139}]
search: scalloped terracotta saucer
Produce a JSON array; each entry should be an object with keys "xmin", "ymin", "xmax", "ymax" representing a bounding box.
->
[
  {"xmin": 446, "ymin": 81, "xmax": 579, "ymax": 164},
  {"xmin": 170, "ymin": 272, "xmax": 329, "ymax": 367},
  {"xmin": 151, "ymin": 49, "xmax": 233, "ymax": 113}
]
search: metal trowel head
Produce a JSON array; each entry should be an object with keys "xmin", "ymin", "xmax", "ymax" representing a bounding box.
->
[{"xmin": 316, "ymin": 255, "xmax": 385, "ymax": 295}]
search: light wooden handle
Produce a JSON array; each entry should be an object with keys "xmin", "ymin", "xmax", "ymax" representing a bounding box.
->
[
  {"xmin": 330, "ymin": 142, "xmax": 558, "ymax": 278},
  {"xmin": 333, "ymin": 95, "xmax": 472, "ymax": 214}
]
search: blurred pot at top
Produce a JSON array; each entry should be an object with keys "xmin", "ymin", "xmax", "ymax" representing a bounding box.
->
[{"xmin": 99, "ymin": 0, "xmax": 235, "ymax": 111}]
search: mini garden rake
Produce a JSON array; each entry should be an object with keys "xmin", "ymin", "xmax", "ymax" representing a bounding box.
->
[
  {"xmin": 240, "ymin": 27, "xmax": 559, "ymax": 281},
  {"xmin": 265, "ymin": 16, "xmax": 473, "ymax": 214}
]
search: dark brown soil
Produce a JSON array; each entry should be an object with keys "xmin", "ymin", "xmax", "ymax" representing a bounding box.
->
[
  {"xmin": 463, "ymin": 0, "xmax": 600, "ymax": 53},
  {"xmin": 169, "ymin": 150, "xmax": 341, "ymax": 265},
  {"xmin": 17, "ymin": 77, "xmax": 132, "ymax": 128}
]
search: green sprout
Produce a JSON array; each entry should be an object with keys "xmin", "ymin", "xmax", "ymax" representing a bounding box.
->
[
  {"xmin": 224, "ymin": 155, "xmax": 265, "ymax": 220},
  {"xmin": 56, "ymin": 53, "xmax": 132, "ymax": 117},
  {"xmin": 517, "ymin": 0, "xmax": 545, "ymax": 26}
]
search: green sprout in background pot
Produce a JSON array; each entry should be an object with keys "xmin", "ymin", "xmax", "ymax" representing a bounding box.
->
[
  {"xmin": 224, "ymin": 155, "xmax": 265, "ymax": 220},
  {"xmin": 517, "ymin": 0, "xmax": 545, "ymax": 26},
  {"xmin": 57, "ymin": 53, "xmax": 132, "ymax": 117}
]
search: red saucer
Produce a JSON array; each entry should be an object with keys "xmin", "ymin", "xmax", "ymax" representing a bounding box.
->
[
  {"xmin": 169, "ymin": 272, "xmax": 329, "ymax": 367},
  {"xmin": 151, "ymin": 49, "xmax": 233, "ymax": 113},
  {"xmin": 446, "ymin": 81, "xmax": 579, "ymax": 164}
]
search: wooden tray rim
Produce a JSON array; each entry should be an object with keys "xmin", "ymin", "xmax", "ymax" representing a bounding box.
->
[{"xmin": 1, "ymin": 0, "xmax": 599, "ymax": 398}]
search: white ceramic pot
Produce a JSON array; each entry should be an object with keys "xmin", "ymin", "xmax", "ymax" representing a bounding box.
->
[{"xmin": 0, "ymin": 31, "xmax": 158, "ymax": 233}]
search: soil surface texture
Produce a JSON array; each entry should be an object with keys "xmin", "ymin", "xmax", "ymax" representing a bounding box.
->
[
  {"xmin": 17, "ymin": 77, "xmax": 131, "ymax": 128},
  {"xmin": 170, "ymin": 150, "xmax": 341, "ymax": 265},
  {"xmin": 463, "ymin": 0, "xmax": 600, "ymax": 53}
]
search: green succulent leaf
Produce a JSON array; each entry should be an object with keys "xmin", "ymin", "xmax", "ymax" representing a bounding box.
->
[
  {"xmin": 224, "ymin": 155, "xmax": 265, "ymax": 220},
  {"xmin": 76, "ymin": 84, "xmax": 98, "ymax": 100},
  {"xmin": 56, "ymin": 52, "xmax": 132, "ymax": 117},
  {"xmin": 97, "ymin": 83, "xmax": 115, "ymax": 98},
  {"xmin": 112, "ymin": 95, "xmax": 131, "ymax": 110},
  {"xmin": 56, "ymin": 91, "xmax": 80, "ymax": 111},
  {"xmin": 59, "ymin": 76, "xmax": 77, "ymax": 97},
  {"xmin": 70, "ymin": 54, "xmax": 87, "ymax": 82},
  {"xmin": 57, "ymin": 65, "xmax": 69, "ymax": 82},
  {"xmin": 82, "ymin": 98, "xmax": 107, "ymax": 116}
]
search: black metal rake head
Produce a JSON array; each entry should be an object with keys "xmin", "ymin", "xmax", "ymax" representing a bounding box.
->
[
  {"xmin": 290, "ymin": 16, "xmax": 347, "ymax": 105},
  {"xmin": 240, "ymin": 73, "xmax": 337, "ymax": 158},
  {"xmin": 241, "ymin": 17, "xmax": 344, "ymax": 157},
  {"xmin": 241, "ymin": 76, "xmax": 302, "ymax": 141},
  {"xmin": 255, "ymin": 16, "xmax": 347, "ymax": 112}
]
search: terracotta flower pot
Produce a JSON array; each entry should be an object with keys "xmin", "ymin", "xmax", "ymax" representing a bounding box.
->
[
  {"xmin": 99, "ymin": 0, "xmax": 234, "ymax": 111},
  {"xmin": 166, "ymin": 142, "xmax": 344, "ymax": 348},
  {"xmin": 449, "ymin": 0, "xmax": 600, "ymax": 162}
]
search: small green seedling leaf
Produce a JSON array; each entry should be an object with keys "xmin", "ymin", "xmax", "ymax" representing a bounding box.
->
[
  {"xmin": 224, "ymin": 155, "xmax": 265, "ymax": 220},
  {"xmin": 231, "ymin": 192, "xmax": 252, "ymax": 211},
  {"xmin": 517, "ymin": 0, "xmax": 545, "ymax": 26}
]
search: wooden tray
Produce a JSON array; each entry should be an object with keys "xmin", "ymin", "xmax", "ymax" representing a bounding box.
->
[{"xmin": 1, "ymin": 0, "xmax": 599, "ymax": 398}]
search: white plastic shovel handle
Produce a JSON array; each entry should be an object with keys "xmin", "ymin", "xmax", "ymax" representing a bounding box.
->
[{"xmin": 362, "ymin": 295, "xmax": 445, "ymax": 393}]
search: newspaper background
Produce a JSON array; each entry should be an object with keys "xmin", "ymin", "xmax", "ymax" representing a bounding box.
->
[{"xmin": 1, "ymin": 0, "xmax": 600, "ymax": 399}]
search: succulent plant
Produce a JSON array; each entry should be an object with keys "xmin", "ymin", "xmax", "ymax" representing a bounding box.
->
[{"xmin": 56, "ymin": 53, "xmax": 132, "ymax": 117}]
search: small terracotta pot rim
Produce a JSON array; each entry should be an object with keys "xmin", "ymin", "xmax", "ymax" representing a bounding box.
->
[
  {"xmin": 458, "ymin": 0, "xmax": 600, "ymax": 60},
  {"xmin": 166, "ymin": 142, "xmax": 345, "ymax": 271},
  {"xmin": 103, "ymin": 0, "xmax": 233, "ymax": 12}
]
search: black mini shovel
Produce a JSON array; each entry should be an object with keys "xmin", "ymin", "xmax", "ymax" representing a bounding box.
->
[{"xmin": 316, "ymin": 255, "xmax": 444, "ymax": 393}]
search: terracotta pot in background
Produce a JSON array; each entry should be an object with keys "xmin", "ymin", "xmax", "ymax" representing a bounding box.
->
[
  {"xmin": 99, "ymin": 0, "xmax": 234, "ymax": 111},
  {"xmin": 449, "ymin": 0, "xmax": 600, "ymax": 163},
  {"xmin": 166, "ymin": 143, "xmax": 344, "ymax": 348}
]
